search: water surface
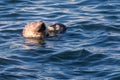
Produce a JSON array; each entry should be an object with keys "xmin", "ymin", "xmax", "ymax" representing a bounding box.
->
[{"xmin": 0, "ymin": 0, "xmax": 120, "ymax": 80}]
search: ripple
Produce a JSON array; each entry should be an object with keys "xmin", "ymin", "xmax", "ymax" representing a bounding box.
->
[
  {"xmin": 0, "ymin": 72, "xmax": 37, "ymax": 80},
  {"xmin": 0, "ymin": 57, "xmax": 22, "ymax": 65},
  {"xmin": 0, "ymin": 0, "xmax": 120, "ymax": 80},
  {"xmin": 85, "ymin": 54, "xmax": 107, "ymax": 61},
  {"xmin": 48, "ymin": 49, "xmax": 92, "ymax": 65},
  {"xmin": 108, "ymin": 75, "xmax": 120, "ymax": 80}
]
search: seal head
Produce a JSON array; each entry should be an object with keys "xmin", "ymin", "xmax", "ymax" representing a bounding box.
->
[
  {"xmin": 47, "ymin": 23, "xmax": 66, "ymax": 36},
  {"xmin": 22, "ymin": 21, "xmax": 46, "ymax": 39}
]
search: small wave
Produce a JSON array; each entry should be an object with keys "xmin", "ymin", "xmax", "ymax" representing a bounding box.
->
[
  {"xmin": 0, "ymin": 72, "xmax": 37, "ymax": 80},
  {"xmin": 0, "ymin": 57, "xmax": 22, "ymax": 65},
  {"xmin": 48, "ymin": 49, "xmax": 92, "ymax": 65},
  {"xmin": 108, "ymin": 75, "xmax": 120, "ymax": 80}
]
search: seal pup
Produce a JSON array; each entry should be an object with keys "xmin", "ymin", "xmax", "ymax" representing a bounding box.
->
[
  {"xmin": 47, "ymin": 23, "xmax": 67, "ymax": 36},
  {"xmin": 22, "ymin": 21, "xmax": 67, "ymax": 44}
]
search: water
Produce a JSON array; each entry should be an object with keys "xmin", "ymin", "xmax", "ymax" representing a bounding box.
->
[{"xmin": 0, "ymin": 0, "xmax": 120, "ymax": 80}]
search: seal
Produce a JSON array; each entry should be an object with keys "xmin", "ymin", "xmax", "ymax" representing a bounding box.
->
[
  {"xmin": 47, "ymin": 23, "xmax": 67, "ymax": 36},
  {"xmin": 22, "ymin": 21, "xmax": 67, "ymax": 39}
]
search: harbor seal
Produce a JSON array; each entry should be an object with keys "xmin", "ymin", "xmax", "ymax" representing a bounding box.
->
[{"xmin": 22, "ymin": 21, "xmax": 67, "ymax": 39}]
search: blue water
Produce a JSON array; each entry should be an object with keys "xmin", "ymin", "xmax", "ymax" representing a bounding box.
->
[{"xmin": 0, "ymin": 0, "xmax": 120, "ymax": 80}]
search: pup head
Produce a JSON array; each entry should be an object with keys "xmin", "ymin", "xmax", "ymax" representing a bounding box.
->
[{"xmin": 47, "ymin": 23, "xmax": 66, "ymax": 36}]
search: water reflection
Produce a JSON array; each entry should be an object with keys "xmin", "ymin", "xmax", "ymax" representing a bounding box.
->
[{"xmin": 25, "ymin": 38, "xmax": 45, "ymax": 45}]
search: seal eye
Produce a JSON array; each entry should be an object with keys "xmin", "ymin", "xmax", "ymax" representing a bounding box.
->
[{"xmin": 38, "ymin": 23, "xmax": 46, "ymax": 32}]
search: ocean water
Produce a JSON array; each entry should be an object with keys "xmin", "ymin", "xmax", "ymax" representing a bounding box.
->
[{"xmin": 0, "ymin": 0, "xmax": 120, "ymax": 80}]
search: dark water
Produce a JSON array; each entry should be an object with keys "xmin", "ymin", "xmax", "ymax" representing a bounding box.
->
[{"xmin": 0, "ymin": 0, "xmax": 120, "ymax": 80}]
